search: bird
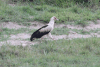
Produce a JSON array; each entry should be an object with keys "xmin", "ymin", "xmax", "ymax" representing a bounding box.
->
[{"xmin": 30, "ymin": 16, "xmax": 58, "ymax": 41}]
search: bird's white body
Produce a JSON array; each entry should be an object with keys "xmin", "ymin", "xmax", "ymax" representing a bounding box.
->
[
  {"xmin": 30, "ymin": 16, "xmax": 58, "ymax": 41},
  {"xmin": 47, "ymin": 19, "xmax": 54, "ymax": 31}
]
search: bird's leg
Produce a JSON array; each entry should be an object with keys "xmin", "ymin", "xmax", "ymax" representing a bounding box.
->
[
  {"xmin": 48, "ymin": 33, "xmax": 55, "ymax": 40},
  {"xmin": 40, "ymin": 37, "xmax": 44, "ymax": 43}
]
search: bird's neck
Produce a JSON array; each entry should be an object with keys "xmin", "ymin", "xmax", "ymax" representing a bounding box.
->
[{"xmin": 48, "ymin": 20, "xmax": 54, "ymax": 26}]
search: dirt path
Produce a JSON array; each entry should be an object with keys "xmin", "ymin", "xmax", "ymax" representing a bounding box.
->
[{"xmin": 0, "ymin": 20, "xmax": 100, "ymax": 46}]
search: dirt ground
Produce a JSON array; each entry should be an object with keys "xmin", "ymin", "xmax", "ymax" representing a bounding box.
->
[{"xmin": 0, "ymin": 20, "xmax": 100, "ymax": 46}]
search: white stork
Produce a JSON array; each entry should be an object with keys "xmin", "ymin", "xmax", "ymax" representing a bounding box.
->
[{"xmin": 30, "ymin": 16, "xmax": 58, "ymax": 41}]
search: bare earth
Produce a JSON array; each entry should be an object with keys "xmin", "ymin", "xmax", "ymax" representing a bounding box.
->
[{"xmin": 0, "ymin": 20, "xmax": 100, "ymax": 46}]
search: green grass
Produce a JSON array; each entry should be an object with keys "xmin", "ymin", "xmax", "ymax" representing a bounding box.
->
[
  {"xmin": 0, "ymin": 27, "xmax": 32, "ymax": 41},
  {"xmin": 53, "ymin": 28, "xmax": 91, "ymax": 35},
  {"xmin": 1, "ymin": 26, "xmax": 100, "ymax": 41},
  {"xmin": 1, "ymin": 25, "xmax": 100, "ymax": 67},
  {"xmin": 0, "ymin": 1, "xmax": 100, "ymax": 25},
  {"xmin": 0, "ymin": 38, "xmax": 100, "ymax": 67},
  {"xmin": 0, "ymin": 1, "xmax": 100, "ymax": 67}
]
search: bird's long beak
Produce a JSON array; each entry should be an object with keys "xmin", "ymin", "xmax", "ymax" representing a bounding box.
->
[
  {"xmin": 55, "ymin": 18, "xmax": 59, "ymax": 23},
  {"xmin": 54, "ymin": 17, "xmax": 59, "ymax": 21},
  {"xmin": 56, "ymin": 18, "xmax": 59, "ymax": 21}
]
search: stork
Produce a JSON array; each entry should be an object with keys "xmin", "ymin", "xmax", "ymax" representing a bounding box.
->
[{"xmin": 30, "ymin": 16, "xmax": 58, "ymax": 41}]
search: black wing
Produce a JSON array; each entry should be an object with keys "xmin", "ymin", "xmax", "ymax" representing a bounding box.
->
[{"xmin": 30, "ymin": 25, "xmax": 52, "ymax": 41}]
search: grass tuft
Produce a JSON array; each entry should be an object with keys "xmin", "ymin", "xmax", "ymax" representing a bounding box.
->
[
  {"xmin": 0, "ymin": 1, "xmax": 100, "ymax": 25},
  {"xmin": 1, "ymin": 38, "xmax": 100, "ymax": 67}
]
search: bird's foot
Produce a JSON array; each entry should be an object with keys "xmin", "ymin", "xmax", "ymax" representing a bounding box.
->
[{"xmin": 52, "ymin": 38, "xmax": 56, "ymax": 40}]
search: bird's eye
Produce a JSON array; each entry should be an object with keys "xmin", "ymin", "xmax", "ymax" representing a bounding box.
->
[{"xmin": 54, "ymin": 17, "xmax": 57, "ymax": 20}]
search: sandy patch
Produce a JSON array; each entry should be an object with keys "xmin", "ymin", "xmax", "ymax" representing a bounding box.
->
[
  {"xmin": 0, "ymin": 21, "xmax": 46, "ymax": 29},
  {"xmin": 53, "ymin": 35, "xmax": 67, "ymax": 40},
  {"xmin": 56, "ymin": 20, "xmax": 100, "ymax": 30},
  {"xmin": 85, "ymin": 21, "xmax": 100, "ymax": 30},
  {"xmin": 1, "ymin": 32, "xmax": 100, "ymax": 46},
  {"xmin": 55, "ymin": 24, "xmax": 83, "ymax": 30},
  {"xmin": 1, "ymin": 20, "xmax": 100, "ymax": 46},
  {"xmin": 10, "ymin": 33, "xmax": 30, "ymax": 39},
  {"xmin": 28, "ymin": 21, "xmax": 46, "ymax": 29},
  {"xmin": 1, "ymin": 20, "xmax": 100, "ymax": 30},
  {"xmin": 1, "ymin": 22, "xmax": 26, "ymax": 29},
  {"xmin": 0, "ymin": 40, "xmax": 38, "ymax": 47},
  {"xmin": 68, "ymin": 34, "xmax": 91, "ymax": 39}
]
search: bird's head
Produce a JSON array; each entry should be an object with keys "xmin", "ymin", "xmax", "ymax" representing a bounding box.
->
[{"xmin": 51, "ymin": 16, "xmax": 59, "ymax": 21}]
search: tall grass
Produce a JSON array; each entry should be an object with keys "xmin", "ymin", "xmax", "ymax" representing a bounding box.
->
[
  {"xmin": 0, "ymin": 38, "xmax": 100, "ymax": 67},
  {"xmin": 0, "ymin": 1, "xmax": 100, "ymax": 67},
  {"xmin": 10, "ymin": 0, "xmax": 100, "ymax": 7},
  {"xmin": 0, "ymin": 0, "xmax": 100, "ymax": 25}
]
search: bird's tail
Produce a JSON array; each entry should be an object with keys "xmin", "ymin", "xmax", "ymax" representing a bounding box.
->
[{"xmin": 30, "ymin": 35, "xmax": 34, "ymax": 41}]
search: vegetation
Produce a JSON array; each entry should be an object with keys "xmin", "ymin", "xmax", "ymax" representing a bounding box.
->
[
  {"xmin": 0, "ymin": 0, "xmax": 100, "ymax": 67},
  {"xmin": 0, "ymin": 0, "xmax": 100, "ymax": 26},
  {"xmin": 0, "ymin": 38, "xmax": 100, "ymax": 67}
]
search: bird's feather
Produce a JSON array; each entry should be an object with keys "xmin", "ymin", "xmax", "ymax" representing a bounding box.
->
[
  {"xmin": 30, "ymin": 16, "xmax": 58, "ymax": 41},
  {"xmin": 39, "ymin": 25, "xmax": 52, "ymax": 32},
  {"xmin": 30, "ymin": 25, "xmax": 52, "ymax": 41}
]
